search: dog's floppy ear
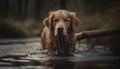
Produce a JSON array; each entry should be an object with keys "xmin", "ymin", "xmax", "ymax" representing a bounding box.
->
[
  {"xmin": 43, "ymin": 17, "xmax": 50, "ymax": 27},
  {"xmin": 43, "ymin": 11, "xmax": 55, "ymax": 28},
  {"xmin": 70, "ymin": 12, "xmax": 80, "ymax": 30}
]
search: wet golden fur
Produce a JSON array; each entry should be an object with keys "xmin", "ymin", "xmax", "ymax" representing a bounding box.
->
[{"xmin": 41, "ymin": 10, "xmax": 80, "ymax": 52}]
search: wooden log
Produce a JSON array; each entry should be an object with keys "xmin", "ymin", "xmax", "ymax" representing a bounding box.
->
[{"xmin": 76, "ymin": 29, "xmax": 120, "ymax": 41}]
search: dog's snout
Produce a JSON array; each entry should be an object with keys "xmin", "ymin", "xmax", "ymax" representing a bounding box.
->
[
  {"xmin": 58, "ymin": 27, "xmax": 63, "ymax": 32},
  {"xmin": 57, "ymin": 27, "xmax": 64, "ymax": 35},
  {"xmin": 55, "ymin": 23, "xmax": 67, "ymax": 36}
]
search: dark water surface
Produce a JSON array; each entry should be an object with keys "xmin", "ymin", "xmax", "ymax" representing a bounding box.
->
[{"xmin": 0, "ymin": 38, "xmax": 119, "ymax": 69}]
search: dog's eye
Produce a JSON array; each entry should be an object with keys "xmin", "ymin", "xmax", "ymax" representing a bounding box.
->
[
  {"xmin": 64, "ymin": 18, "xmax": 69, "ymax": 22},
  {"xmin": 54, "ymin": 19, "xmax": 59, "ymax": 22}
]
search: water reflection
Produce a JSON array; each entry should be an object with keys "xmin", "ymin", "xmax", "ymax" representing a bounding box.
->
[
  {"xmin": 42, "ymin": 59, "xmax": 75, "ymax": 69},
  {"xmin": 0, "ymin": 54, "xmax": 75, "ymax": 69},
  {"xmin": 0, "ymin": 38, "xmax": 120, "ymax": 69},
  {"xmin": 0, "ymin": 53, "xmax": 119, "ymax": 69},
  {"xmin": 41, "ymin": 58, "xmax": 120, "ymax": 69}
]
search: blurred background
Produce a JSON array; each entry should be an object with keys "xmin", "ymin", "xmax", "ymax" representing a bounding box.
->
[
  {"xmin": 0, "ymin": 1, "xmax": 120, "ymax": 68},
  {"xmin": 0, "ymin": 0, "xmax": 120, "ymax": 38}
]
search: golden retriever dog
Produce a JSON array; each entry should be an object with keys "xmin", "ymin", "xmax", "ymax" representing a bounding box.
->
[{"xmin": 41, "ymin": 10, "xmax": 80, "ymax": 55}]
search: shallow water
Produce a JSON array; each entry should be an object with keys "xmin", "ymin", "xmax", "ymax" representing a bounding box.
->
[{"xmin": 0, "ymin": 38, "xmax": 119, "ymax": 69}]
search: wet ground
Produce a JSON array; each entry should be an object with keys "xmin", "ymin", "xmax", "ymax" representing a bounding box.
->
[{"xmin": 0, "ymin": 38, "xmax": 120, "ymax": 69}]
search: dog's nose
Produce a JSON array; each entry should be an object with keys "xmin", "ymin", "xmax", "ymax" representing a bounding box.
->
[
  {"xmin": 58, "ymin": 27, "xmax": 63, "ymax": 32},
  {"xmin": 57, "ymin": 27, "xmax": 63, "ymax": 35}
]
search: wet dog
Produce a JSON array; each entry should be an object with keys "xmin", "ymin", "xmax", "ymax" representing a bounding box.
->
[{"xmin": 41, "ymin": 10, "xmax": 80, "ymax": 56}]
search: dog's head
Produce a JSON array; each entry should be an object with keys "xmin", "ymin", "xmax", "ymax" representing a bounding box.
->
[{"xmin": 43, "ymin": 10, "xmax": 80, "ymax": 36}]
